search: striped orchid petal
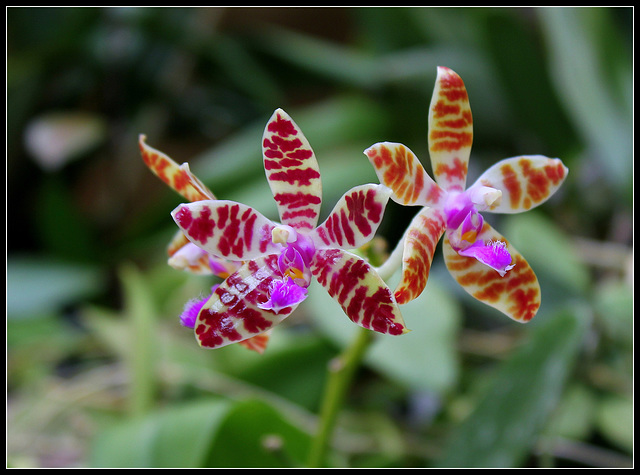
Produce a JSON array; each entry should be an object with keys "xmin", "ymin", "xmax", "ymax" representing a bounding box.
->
[
  {"xmin": 262, "ymin": 109, "xmax": 322, "ymax": 232},
  {"xmin": 470, "ymin": 155, "xmax": 569, "ymax": 213},
  {"xmin": 443, "ymin": 223, "xmax": 540, "ymax": 323},
  {"xmin": 311, "ymin": 184, "xmax": 392, "ymax": 250},
  {"xmin": 428, "ymin": 66, "xmax": 473, "ymax": 192},
  {"xmin": 364, "ymin": 142, "xmax": 445, "ymax": 207},
  {"xmin": 139, "ymin": 135, "xmax": 215, "ymax": 202},
  {"xmin": 195, "ymin": 256, "xmax": 299, "ymax": 349},
  {"xmin": 311, "ymin": 248, "xmax": 408, "ymax": 335},
  {"xmin": 172, "ymin": 200, "xmax": 281, "ymax": 261},
  {"xmin": 394, "ymin": 207, "xmax": 447, "ymax": 305}
]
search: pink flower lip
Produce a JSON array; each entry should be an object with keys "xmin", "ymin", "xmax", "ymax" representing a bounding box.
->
[
  {"xmin": 458, "ymin": 240, "xmax": 515, "ymax": 276},
  {"xmin": 257, "ymin": 277, "xmax": 309, "ymax": 314}
]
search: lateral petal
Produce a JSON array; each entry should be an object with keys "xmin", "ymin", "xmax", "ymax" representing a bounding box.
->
[
  {"xmin": 262, "ymin": 109, "xmax": 322, "ymax": 231},
  {"xmin": 394, "ymin": 207, "xmax": 447, "ymax": 305},
  {"xmin": 364, "ymin": 142, "xmax": 444, "ymax": 207},
  {"xmin": 139, "ymin": 135, "xmax": 215, "ymax": 202},
  {"xmin": 443, "ymin": 223, "xmax": 541, "ymax": 322},
  {"xmin": 470, "ymin": 155, "xmax": 569, "ymax": 213},
  {"xmin": 195, "ymin": 256, "xmax": 296, "ymax": 349},
  {"xmin": 311, "ymin": 248, "xmax": 408, "ymax": 336},
  {"xmin": 428, "ymin": 67, "xmax": 473, "ymax": 192},
  {"xmin": 172, "ymin": 200, "xmax": 281, "ymax": 260},
  {"xmin": 311, "ymin": 184, "xmax": 391, "ymax": 250}
]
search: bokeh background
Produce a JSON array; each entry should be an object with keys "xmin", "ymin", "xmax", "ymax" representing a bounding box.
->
[{"xmin": 7, "ymin": 7, "xmax": 633, "ymax": 468}]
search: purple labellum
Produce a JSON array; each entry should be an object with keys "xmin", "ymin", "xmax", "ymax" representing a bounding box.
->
[
  {"xmin": 257, "ymin": 277, "xmax": 309, "ymax": 314},
  {"xmin": 457, "ymin": 240, "xmax": 515, "ymax": 276}
]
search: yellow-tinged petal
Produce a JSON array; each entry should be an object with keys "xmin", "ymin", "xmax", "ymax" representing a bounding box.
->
[
  {"xmin": 471, "ymin": 155, "xmax": 569, "ymax": 213},
  {"xmin": 364, "ymin": 142, "xmax": 444, "ymax": 207},
  {"xmin": 139, "ymin": 135, "xmax": 215, "ymax": 202},
  {"xmin": 428, "ymin": 67, "xmax": 473, "ymax": 192},
  {"xmin": 443, "ymin": 223, "xmax": 540, "ymax": 322},
  {"xmin": 394, "ymin": 207, "xmax": 447, "ymax": 305}
]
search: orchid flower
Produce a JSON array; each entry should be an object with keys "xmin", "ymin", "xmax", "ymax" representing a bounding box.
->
[
  {"xmin": 141, "ymin": 109, "xmax": 408, "ymax": 351},
  {"xmin": 139, "ymin": 134, "xmax": 270, "ymax": 352},
  {"xmin": 365, "ymin": 67, "xmax": 568, "ymax": 322}
]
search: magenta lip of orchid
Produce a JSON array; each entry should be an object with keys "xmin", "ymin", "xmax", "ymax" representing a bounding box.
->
[{"xmin": 441, "ymin": 187, "xmax": 514, "ymax": 275}]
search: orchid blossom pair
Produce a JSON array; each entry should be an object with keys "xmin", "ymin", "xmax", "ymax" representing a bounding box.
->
[{"xmin": 140, "ymin": 66, "xmax": 568, "ymax": 352}]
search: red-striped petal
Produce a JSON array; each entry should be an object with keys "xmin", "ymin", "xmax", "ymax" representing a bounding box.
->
[
  {"xmin": 311, "ymin": 184, "xmax": 391, "ymax": 250},
  {"xmin": 311, "ymin": 248, "xmax": 408, "ymax": 335},
  {"xmin": 239, "ymin": 332, "xmax": 271, "ymax": 354},
  {"xmin": 172, "ymin": 200, "xmax": 280, "ymax": 261},
  {"xmin": 166, "ymin": 230, "xmax": 240, "ymax": 277},
  {"xmin": 394, "ymin": 207, "xmax": 447, "ymax": 305},
  {"xmin": 262, "ymin": 109, "xmax": 322, "ymax": 231}
]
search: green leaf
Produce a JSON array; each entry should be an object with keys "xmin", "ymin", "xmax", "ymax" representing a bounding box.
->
[
  {"xmin": 596, "ymin": 394, "xmax": 633, "ymax": 453},
  {"xmin": 544, "ymin": 384, "xmax": 597, "ymax": 440},
  {"xmin": 119, "ymin": 263, "xmax": 158, "ymax": 417},
  {"xmin": 436, "ymin": 308, "xmax": 587, "ymax": 467},
  {"xmin": 203, "ymin": 399, "xmax": 312, "ymax": 468},
  {"xmin": 593, "ymin": 280, "xmax": 633, "ymax": 346},
  {"xmin": 90, "ymin": 399, "xmax": 233, "ymax": 468},
  {"xmin": 539, "ymin": 8, "xmax": 632, "ymax": 188},
  {"xmin": 209, "ymin": 333, "xmax": 336, "ymax": 412},
  {"xmin": 90, "ymin": 398, "xmax": 311, "ymax": 468}
]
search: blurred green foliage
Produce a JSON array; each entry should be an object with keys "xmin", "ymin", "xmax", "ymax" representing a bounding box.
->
[{"xmin": 7, "ymin": 7, "xmax": 632, "ymax": 468}]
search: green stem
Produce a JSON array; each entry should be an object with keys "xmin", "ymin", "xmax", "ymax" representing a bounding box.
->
[{"xmin": 306, "ymin": 326, "xmax": 375, "ymax": 467}]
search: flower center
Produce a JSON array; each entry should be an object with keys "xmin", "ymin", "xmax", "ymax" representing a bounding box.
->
[
  {"xmin": 443, "ymin": 190, "xmax": 514, "ymax": 276},
  {"xmin": 271, "ymin": 225, "xmax": 315, "ymax": 287},
  {"xmin": 255, "ymin": 225, "xmax": 316, "ymax": 313},
  {"xmin": 444, "ymin": 192, "xmax": 484, "ymax": 251}
]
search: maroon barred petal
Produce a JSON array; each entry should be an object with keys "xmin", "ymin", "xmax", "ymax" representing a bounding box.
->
[
  {"xmin": 262, "ymin": 109, "xmax": 322, "ymax": 231},
  {"xmin": 310, "ymin": 248, "xmax": 408, "ymax": 336}
]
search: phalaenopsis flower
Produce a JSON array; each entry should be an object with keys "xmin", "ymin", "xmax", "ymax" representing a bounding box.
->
[
  {"xmin": 140, "ymin": 109, "xmax": 407, "ymax": 352},
  {"xmin": 365, "ymin": 67, "xmax": 568, "ymax": 322}
]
